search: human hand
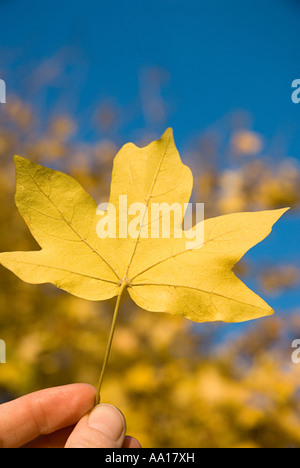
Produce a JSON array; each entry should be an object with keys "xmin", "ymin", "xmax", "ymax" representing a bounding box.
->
[{"xmin": 0, "ymin": 383, "xmax": 141, "ymax": 448}]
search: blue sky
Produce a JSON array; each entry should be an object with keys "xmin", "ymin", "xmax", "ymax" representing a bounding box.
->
[
  {"xmin": 1, "ymin": 0, "xmax": 300, "ymax": 146},
  {"xmin": 0, "ymin": 0, "xmax": 299, "ymax": 324}
]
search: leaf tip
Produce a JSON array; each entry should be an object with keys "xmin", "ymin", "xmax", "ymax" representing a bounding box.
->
[
  {"xmin": 14, "ymin": 154, "xmax": 22, "ymax": 163},
  {"xmin": 160, "ymin": 127, "xmax": 174, "ymax": 141},
  {"xmin": 14, "ymin": 154, "xmax": 29, "ymax": 170},
  {"xmin": 275, "ymin": 206, "xmax": 291, "ymax": 220}
]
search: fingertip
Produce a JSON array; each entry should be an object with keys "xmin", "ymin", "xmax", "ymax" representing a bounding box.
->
[
  {"xmin": 65, "ymin": 403, "xmax": 127, "ymax": 448},
  {"xmin": 123, "ymin": 435, "xmax": 142, "ymax": 448},
  {"xmin": 88, "ymin": 404, "xmax": 126, "ymax": 441}
]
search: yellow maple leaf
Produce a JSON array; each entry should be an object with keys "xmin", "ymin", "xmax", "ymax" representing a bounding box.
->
[{"xmin": 0, "ymin": 128, "xmax": 288, "ymax": 401}]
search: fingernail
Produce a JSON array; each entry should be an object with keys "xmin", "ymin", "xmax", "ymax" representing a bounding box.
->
[{"xmin": 88, "ymin": 404, "xmax": 125, "ymax": 441}]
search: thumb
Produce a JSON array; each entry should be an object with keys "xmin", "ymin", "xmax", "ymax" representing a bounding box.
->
[{"xmin": 65, "ymin": 404, "xmax": 126, "ymax": 448}]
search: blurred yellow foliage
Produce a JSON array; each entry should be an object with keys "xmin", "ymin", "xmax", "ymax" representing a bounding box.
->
[
  {"xmin": 0, "ymin": 98, "xmax": 299, "ymax": 448},
  {"xmin": 260, "ymin": 265, "xmax": 300, "ymax": 293},
  {"xmin": 231, "ymin": 130, "xmax": 263, "ymax": 155}
]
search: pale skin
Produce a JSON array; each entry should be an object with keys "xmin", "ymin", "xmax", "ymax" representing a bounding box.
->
[{"xmin": 0, "ymin": 383, "xmax": 141, "ymax": 448}]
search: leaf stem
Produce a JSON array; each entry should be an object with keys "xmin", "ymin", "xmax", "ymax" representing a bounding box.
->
[{"xmin": 94, "ymin": 283, "xmax": 126, "ymax": 406}]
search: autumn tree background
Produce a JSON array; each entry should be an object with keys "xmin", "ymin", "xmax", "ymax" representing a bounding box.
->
[{"xmin": 0, "ymin": 0, "xmax": 300, "ymax": 448}]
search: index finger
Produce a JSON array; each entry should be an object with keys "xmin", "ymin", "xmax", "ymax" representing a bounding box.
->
[{"xmin": 0, "ymin": 383, "xmax": 96, "ymax": 448}]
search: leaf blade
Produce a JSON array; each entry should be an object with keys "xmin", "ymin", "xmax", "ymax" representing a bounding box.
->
[{"xmin": 0, "ymin": 133, "xmax": 289, "ymax": 323}]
